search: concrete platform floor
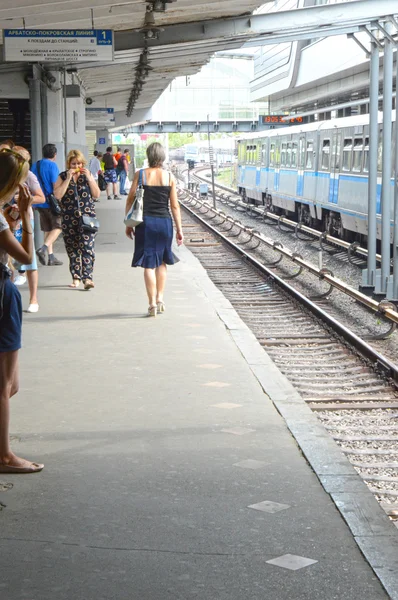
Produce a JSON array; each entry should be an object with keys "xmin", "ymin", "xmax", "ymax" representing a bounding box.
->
[{"xmin": 0, "ymin": 200, "xmax": 389, "ymax": 599}]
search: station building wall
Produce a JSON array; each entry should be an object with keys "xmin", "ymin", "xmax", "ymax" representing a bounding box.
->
[{"xmin": 0, "ymin": 69, "xmax": 87, "ymax": 170}]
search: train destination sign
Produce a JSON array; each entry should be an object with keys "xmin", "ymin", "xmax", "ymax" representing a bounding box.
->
[
  {"xmin": 260, "ymin": 115, "xmax": 306, "ymax": 125},
  {"xmin": 3, "ymin": 29, "xmax": 114, "ymax": 63}
]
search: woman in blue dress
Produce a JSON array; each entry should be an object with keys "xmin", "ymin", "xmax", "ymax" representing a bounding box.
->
[
  {"xmin": 0, "ymin": 147, "xmax": 44, "ymax": 473},
  {"xmin": 125, "ymin": 143, "xmax": 183, "ymax": 317}
]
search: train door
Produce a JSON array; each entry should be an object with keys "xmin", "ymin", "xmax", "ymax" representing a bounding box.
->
[
  {"xmin": 274, "ymin": 137, "xmax": 281, "ymax": 191},
  {"xmin": 329, "ymin": 130, "xmax": 341, "ymax": 204},
  {"xmin": 261, "ymin": 139, "xmax": 269, "ymax": 193},
  {"xmin": 255, "ymin": 139, "xmax": 261, "ymax": 188},
  {"xmin": 296, "ymin": 135, "xmax": 306, "ymax": 196}
]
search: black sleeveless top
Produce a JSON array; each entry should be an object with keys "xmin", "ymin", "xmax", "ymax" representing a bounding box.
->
[{"xmin": 142, "ymin": 170, "xmax": 171, "ymax": 218}]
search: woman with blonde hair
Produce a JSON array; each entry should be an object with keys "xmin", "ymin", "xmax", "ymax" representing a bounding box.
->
[
  {"xmin": 125, "ymin": 142, "xmax": 183, "ymax": 317},
  {"xmin": 54, "ymin": 149, "xmax": 100, "ymax": 289},
  {"xmin": 0, "ymin": 147, "xmax": 44, "ymax": 473}
]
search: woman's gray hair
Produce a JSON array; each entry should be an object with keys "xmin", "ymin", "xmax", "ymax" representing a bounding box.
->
[{"xmin": 146, "ymin": 142, "xmax": 166, "ymax": 168}]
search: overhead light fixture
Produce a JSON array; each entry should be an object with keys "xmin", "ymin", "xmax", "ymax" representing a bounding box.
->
[
  {"xmin": 139, "ymin": 8, "xmax": 163, "ymax": 40},
  {"xmin": 152, "ymin": 1, "xmax": 165, "ymax": 12}
]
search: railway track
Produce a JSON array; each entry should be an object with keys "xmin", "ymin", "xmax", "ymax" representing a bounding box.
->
[
  {"xmin": 178, "ymin": 191, "xmax": 398, "ymax": 525},
  {"xmin": 177, "ymin": 170, "xmax": 398, "ymax": 347}
]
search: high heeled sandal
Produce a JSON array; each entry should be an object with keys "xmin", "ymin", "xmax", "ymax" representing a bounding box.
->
[
  {"xmin": 148, "ymin": 305, "xmax": 157, "ymax": 317},
  {"xmin": 157, "ymin": 302, "xmax": 165, "ymax": 314}
]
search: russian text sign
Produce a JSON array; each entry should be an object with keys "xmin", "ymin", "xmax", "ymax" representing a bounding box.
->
[
  {"xmin": 4, "ymin": 29, "xmax": 113, "ymax": 63},
  {"xmin": 86, "ymin": 108, "xmax": 115, "ymax": 128}
]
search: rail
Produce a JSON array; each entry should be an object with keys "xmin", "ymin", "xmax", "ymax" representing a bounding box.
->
[{"xmin": 178, "ymin": 187, "xmax": 398, "ymax": 333}]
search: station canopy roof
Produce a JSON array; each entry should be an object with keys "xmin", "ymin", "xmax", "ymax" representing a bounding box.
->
[
  {"xmin": 0, "ymin": 0, "xmax": 271, "ymax": 127},
  {"xmin": 1, "ymin": 0, "xmax": 397, "ymax": 128}
]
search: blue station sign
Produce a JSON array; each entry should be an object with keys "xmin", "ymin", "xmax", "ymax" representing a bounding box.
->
[{"xmin": 4, "ymin": 29, "xmax": 114, "ymax": 62}]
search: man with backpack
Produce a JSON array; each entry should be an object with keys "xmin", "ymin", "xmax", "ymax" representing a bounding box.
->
[
  {"xmin": 31, "ymin": 143, "xmax": 63, "ymax": 266},
  {"xmin": 117, "ymin": 149, "xmax": 130, "ymax": 195},
  {"xmin": 103, "ymin": 146, "xmax": 120, "ymax": 200}
]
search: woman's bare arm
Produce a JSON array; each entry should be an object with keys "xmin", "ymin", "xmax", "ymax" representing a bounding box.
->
[
  {"xmin": 125, "ymin": 171, "xmax": 140, "ymax": 214},
  {"xmin": 54, "ymin": 171, "xmax": 72, "ymax": 200},
  {"xmin": 82, "ymin": 169, "xmax": 101, "ymax": 199},
  {"xmin": 169, "ymin": 176, "xmax": 183, "ymax": 246},
  {"xmin": 0, "ymin": 185, "xmax": 33, "ymax": 264}
]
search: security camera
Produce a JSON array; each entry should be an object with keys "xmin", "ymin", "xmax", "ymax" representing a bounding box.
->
[{"xmin": 85, "ymin": 97, "xmax": 93, "ymax": 105}]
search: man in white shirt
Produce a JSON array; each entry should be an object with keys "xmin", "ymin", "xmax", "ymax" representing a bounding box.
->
[{"xmin": 89, "ymin": 151, "xmax": 102, "ymax": 181}]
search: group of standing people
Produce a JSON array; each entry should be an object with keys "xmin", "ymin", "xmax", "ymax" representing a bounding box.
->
[{"xmin": 87, "ymin": 146, "xmax": 131, "ymax": 199}]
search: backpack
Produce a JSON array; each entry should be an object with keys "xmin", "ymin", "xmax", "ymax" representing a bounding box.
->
[{"xmin": 116, "ymin": 156, "xmax": 125, "ymax": 174}]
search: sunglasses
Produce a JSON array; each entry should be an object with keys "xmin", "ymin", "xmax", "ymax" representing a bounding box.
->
[{"xmin": 0, "ymin": 147, "xmax": 28, "ymax": 178}]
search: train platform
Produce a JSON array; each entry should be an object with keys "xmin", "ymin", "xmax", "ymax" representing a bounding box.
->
[{"xmin": 0, "ymin": 200, "xmax": 395, "ymax": 600}]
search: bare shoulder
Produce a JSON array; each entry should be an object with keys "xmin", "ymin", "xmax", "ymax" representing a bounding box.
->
[{"xmin": 167, "ymin": 170, "xmax": 176, "ymax": 184}]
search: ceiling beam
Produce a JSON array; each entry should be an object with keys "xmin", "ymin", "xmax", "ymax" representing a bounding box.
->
[{"xmin": 115, "ymin": 0, "xmax": 398, "ymax": 51}]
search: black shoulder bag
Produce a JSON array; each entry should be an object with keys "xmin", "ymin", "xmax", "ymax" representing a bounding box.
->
[
  {"xmin": 74, "ymin": 181, "xmax": 100, "ymax": 234},
  {"xmin": 36, "ymin": 161, "xmax": 62, "ymax": 216}
]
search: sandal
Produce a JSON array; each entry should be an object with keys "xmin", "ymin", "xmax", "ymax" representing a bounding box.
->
[
  {"xmin": 157, "ymin": 301, "xmax": 165, "ymax": 314},
  {"xmin": 148, "ymin": 305, "xmax": 157, "ymax": 318},
  {"xmin": 84, "ymin": 280, "xmax": 95, "ymax": 290},
  {"xmin": 68, "ymin": 280, "xmax": 81, "ymax": 289}
]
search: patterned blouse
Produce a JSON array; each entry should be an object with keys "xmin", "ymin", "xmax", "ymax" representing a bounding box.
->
[{"xmin": 59, "ymin": 172, "xmax": 96, "ymax": 219}]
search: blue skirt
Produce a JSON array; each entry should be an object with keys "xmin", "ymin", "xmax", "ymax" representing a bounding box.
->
[
  {"xmin": 0, "ymin": 278, "xmax": 22, "ymax": 353},
  {"xmin": 132, "ymin": 216, "xmax": 178, "ymax": 269}
]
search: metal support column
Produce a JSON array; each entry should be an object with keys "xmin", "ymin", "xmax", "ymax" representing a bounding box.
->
[
  {"xmin": 393, "ymin": 42, "xmax": 398, "ymax": 300},
  {"xmin": 207, "ymin": 115, "xmax": 216, "ymax": 209},
  {"xmin": 29, "ymin": 67, "xmax": 44, "ymax": 249},
  {"xmin": 29, "ymin": 73, "xmax": 42, "ymax": 163},
  {"xmin": 367, "ymin": 41, "xmax": 379, "ymax": 288},
  {"xmin": 63, "ymin": 69, "xmax": 68, "ymax": 165},
  {"xmin": 40, "ymin": 80, "xmax": 48, "ymax": 147},
  {"xmin": 380, "ymin": 22, "xmax": 394, "ymax": 295}
]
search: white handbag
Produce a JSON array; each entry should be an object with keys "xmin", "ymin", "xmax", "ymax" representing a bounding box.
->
[
  {"xmin": 124, "ymin": 170, "xmax": 144, "ymax": 227},
  {"xmin": 124, "ymin": 177, "xmax": 132, "ymax": 192}
]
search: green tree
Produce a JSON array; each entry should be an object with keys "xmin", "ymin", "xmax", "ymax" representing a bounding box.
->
[{"xmin": 168, "ymin": 133, "xmax": 195, "ymax": 149}]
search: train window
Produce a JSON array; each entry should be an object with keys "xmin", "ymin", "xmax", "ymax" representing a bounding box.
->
[
  {"xmin": 342, "ymin": 138, "xmax": 353, "ymax": 171},
  {"xmin": 321, "ymin": 139, "xmax": 330, "ymax": 170},
  {"xmin": 352, "ymin": 139, "xmax": 363, "ymax": 172},
  {"xmin": 306, "ymin": 141, "xmax": 314, "ymax": 169},
  {"xmin": 286, "ymin": 143, "xmax": 292, "ymax": 168},
  {"xmin": 363, "ymin": 137, "xmax": 369, "ymax": 172},
  {"xmin": 281, "ymin": 143, "xmax": 287, "ymax": 167},
  {"xmin": 261, "ymin": 144, "xmax": 267, "ymax": 166},
  {"xmin": 299, "ymin": 139, "xmax": 305, "ymax": 169},
  {"xmin": 291, "ymin": 142, "xmax": 298, "ymax": 168},
  {"xmin": 270, "ymin": 143, "xmax": 275, "ymax": 167}
]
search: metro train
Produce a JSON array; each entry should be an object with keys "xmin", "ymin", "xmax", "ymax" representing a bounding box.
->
[
  {"xmin": 184, "ymin": 142, "xmax": 235, "ymax": 164},
  {"xmin": 237, "ymin": 113, "xmax": 396, "ymax": 242}
]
